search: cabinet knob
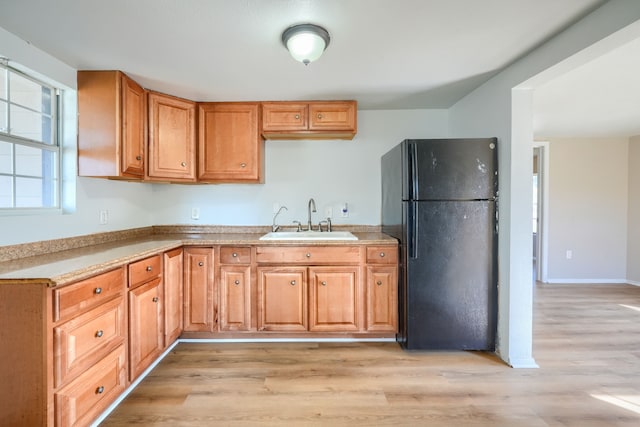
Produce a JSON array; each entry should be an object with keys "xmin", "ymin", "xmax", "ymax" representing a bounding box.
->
[
  {"xmin": 290, "ymin": 280, "xmax": 296, "ymax": 286},
  {"xmin": 96, "ymin": 386, "xmax": 105, "ymax": 394},
  {"xmin": 198, "ymin": 261, "xmax": 204, "ymax": 267},
  {"xmin": 152, "ymin": 296, "xmax": 159, "ymax": 303},
  {"xmin": 95, "ymin": 330, "xmax": 104, "ymax": 338},
  {"xmin": 321, "ymin": 281, "xmax": 327, "ymax": 286},
  {"xmin": 306, "ymin": 253, "xmax": 311, "ymax": 258},
  {"xmin": 146, "ymin": 266, "xmax": 152, "ymax": 271},
  {"xmin": 94, "ymin": 287, "xmax": 102, "ymax": 295},
  {"xmin": 376, "ymin": 281, "xmax": 383, "ymax": 286},
  {"xmin": 234, "ymin": 280, "xmax": 240, "ymax": 285},
  {"xmin": 317, "ymin": 113, "xmax": 323, "ymax": 119},
  {"xmin": 294, "ymin": 114, "xmax": 300, "ymax": 119},
  {"xmin": 240, "ymin": 163, "xmax": 246, "ymax": 168},
  {"xmin": 232, "ymin": 252, "xmax": 238, "ymax": 257},
  {"xmin": 181, "ymin": 161, "xmax": 186, "ymax": 167},
  {"xmin": 136, "ymin": 155, "xmax": 142, "ymax": 161},
  {"xmin": 379, "ymin": 252, "xmax": 385, "ymax": 258}
]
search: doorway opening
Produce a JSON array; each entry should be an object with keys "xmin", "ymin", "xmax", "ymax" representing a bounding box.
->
[{"xmin": 532, "ymin": 142, "xmax": 548, "ymax": 284}]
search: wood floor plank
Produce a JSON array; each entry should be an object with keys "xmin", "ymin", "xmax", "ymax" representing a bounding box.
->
[{"xmin": 100, "ymin": 283, "xmax": 640, "ymax": 426}]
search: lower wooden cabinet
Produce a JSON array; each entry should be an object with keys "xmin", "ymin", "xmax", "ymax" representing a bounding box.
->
[
  {"xmin": 257, "ymin": 267, "xmax": 307, "ymax": 331},
  {"xmin": 366, "ymin": 266, "xmax": 398, "ymax": 332},
  {"xmin": 128, "ymin": 277, "xmax": 164, "ymax": 380},
  {"xmin": 219, "ymin": 265, "xmax": 252, "ymax": 331},
  {"xmin": 183, "ymin": 247, "xmax": 216, "ymax": 332},
  {"xmin": 164, "ymin": 248, "xmax": 184, "ymax": 346},
  {"xmin": 309, "ymin": 267, "xmax": 360, "ymax": 332}
]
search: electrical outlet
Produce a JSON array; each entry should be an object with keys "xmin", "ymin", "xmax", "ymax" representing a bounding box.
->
[
  {"xmin": 99, "ymin": 210, "xmax": 109, "ymax": 225},
  {"xmin": 566, "ymin": 250, "xmax": 572, "ymax": 259},
  {"xmin": 325, "ymin": 207, "xmax": 333, "ymax": 218},
  {"xmin": 191, "ymin": 207, "xmax": 200, "ymax": 220}
]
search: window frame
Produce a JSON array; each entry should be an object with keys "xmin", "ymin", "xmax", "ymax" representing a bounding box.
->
[{"xmin": 0, "ymin": 61, "xmax": 62, "ymax": 214}]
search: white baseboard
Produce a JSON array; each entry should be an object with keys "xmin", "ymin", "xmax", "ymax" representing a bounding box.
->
[
  {"xmin": 545, "ymin": 278, "xmax": 628, "ymax": 284},
  {"xmin": 507, "ymin": 357, "xmax": 539, "ymax": 369},
  {"xmin": 627, "ymin": 280, "xmax": 640, "ymax": 287}
]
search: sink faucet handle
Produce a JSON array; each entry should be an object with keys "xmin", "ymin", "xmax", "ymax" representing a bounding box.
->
[
  {"xmin": 292, "ymin": 220, "xmax": 302, "ymax": 232},
  {"xmin": 326, "ymin": 217, "xmax": 332, "ymax": 232},
  {"xmin": 318, "ymin": 220, "xmax": 328, "ymax": 232}
]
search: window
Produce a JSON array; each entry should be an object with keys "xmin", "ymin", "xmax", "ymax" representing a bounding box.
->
[{"xmin": 0, "ymin": 61, "xmax": 60, "ymax": 210}]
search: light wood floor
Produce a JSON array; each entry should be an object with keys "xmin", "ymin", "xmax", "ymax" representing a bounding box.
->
[{"xmin": 101, "ymin": 284, "xmax": 640, "ymax": 426}]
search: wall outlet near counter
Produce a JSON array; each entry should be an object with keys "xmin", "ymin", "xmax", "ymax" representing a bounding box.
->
[
  {"xmin": 99, "ymin": 210, "xmax": 109, "ymax": 225},
  {"xmin": 325, "ymin": 207, "xmax": 333, "ymax": 218},
  {"xmin": 191, "ymin": 207, "xmax": 200, "ymax": 220}
]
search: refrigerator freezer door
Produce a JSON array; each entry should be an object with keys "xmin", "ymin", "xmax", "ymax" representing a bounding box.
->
[
  {"xmin": 404, "ymin": 200, "xmax": 497, "ymax": 350},
  {"xmin": 405, "ymin": 138, "xmax": 497, "ymax": 201}
]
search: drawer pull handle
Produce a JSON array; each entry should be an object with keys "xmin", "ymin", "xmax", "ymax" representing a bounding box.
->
[
  {"xmin": 376, "ymin": 281, "xmax": 383, "ymax": 286},
  {"xmin": 240, "ymin": 163, "xmax": 246, "ymax": 168},
  {"xmin": 294, "ymin": 114, "xmax": 300, "ymax": 119},
  {"xmin": 95, "ymin": 330, "xmax": 104, "ymax": 338},
  {"xmin": 181, "ymin": 161, "xmax": 186, "ymax": 167},
  {"xmin": 198, "ymin": 261, "xmax": 204, "ymax": 267},
  {"xmin": 94, "ymin": 287, "xmax": 102, "ymax": 295},
  {"xmin": 306, "ymin": 253, "xmax": 311, "ymax": 258},
  {"xmin": 234, "ymin": 280, "xmax": 240, "ymax": 285},
  {"xmin": 136, "ymin": 155, "xmax": 142, "ymax": 161},
  {"xmin": 290, "ymin": 280, "xmax": 296, "ymax": 286},
  {"xmin": 379, "ymin": 252, "xmax": 385, "ymax": 258},
  {"xmin": 152, "ymin": 296, "xmax": 159, "ymax": 303},
  {"xmin": 317, "ymin": 113, "xmax": 323, "ymax": 119},
  {"xmin": 96, "ymin": 386, "xmax": 105, "ymax": 394},
  {"xmin": 232, "ymin": 253, "xmax": 238, "ymax": 257},
  {"xmin": 321, "ymin": 281, "xmax": 327, "ymax": 286},
  {"xmin": 146, "ymin": 266, "xmax": 152, "ymax": 272}
]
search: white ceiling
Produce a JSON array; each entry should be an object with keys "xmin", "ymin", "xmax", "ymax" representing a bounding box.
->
[{"xmin": 3, "ymin": 0, "xmax": 636, "ymax": 138}]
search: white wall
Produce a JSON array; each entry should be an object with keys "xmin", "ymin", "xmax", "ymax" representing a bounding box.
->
[
  {"xmin": 547, "ymin": 138, "xmax": 628, "ymax": 282},
  {"xmin": 448, "ymin": 1, "xmax": 640, "ymax": 367},
  {"xmin": 151, "ymin": 109, "xmax": 449, "ymax": 227},
  {"xmin": 628, "ymin": 136, "xmax": 640, "ymax": 284}
]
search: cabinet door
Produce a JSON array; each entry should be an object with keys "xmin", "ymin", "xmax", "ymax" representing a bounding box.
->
[
  {"xmin": 128, "ymin": 278, "xmax": 163, "ymax": 381},
  {"xmin": 366, "ymin": 266, "xmax": 398, "ymax": 332},
  {"xmin": 261, "ymin": 102, "xmax": 308, "ymax": 131},
  {"xmin": 184, "ymin": 248, "xmax": 216, "ymax": 332},
  {"xmin": 219, "ymin": 266, "xmax": 251, "ymax": 331},
  {"xmin": 164, "ymin": 248, "xmax": 184, "ymax": 346},
  {"xmin": 309, "ymin": 267, "xmax": 360, "ymax": 332},
  {"xmin": 257, "ymin": 267, "xmax": 307, "ymax": 331},
  {"xmin": 308, "ymin": 101, "xmax": 356, "ymax": 131},
  {"xmin": 121, "ymin": 73, "xmax": 146, "ymax": 176},
  {"xmin": 148, "ymin": 91, "xmax": 196, "ymax": 181},
  {"xmin": 198, "ymin": 102, "xmax": 264, "ymax": 183}
]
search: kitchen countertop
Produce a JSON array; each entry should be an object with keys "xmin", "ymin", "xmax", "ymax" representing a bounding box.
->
[{"xmin": 0, "ymin": 231, "xmax": 397, "ymax": 286}]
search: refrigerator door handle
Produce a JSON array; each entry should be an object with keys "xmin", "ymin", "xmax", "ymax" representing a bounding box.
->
[
  {"xmin": 409, "ymin": 141, "xmax": 418, "ymax": 200},
  {"xmin": 408, "ymin": 201, "xmax": 418, "ymax": 259}
]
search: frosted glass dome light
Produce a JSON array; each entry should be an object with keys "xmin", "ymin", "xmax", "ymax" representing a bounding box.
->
[{"xmin": 282, "ymin": 24, "xmax": 330, "ymax": 65}]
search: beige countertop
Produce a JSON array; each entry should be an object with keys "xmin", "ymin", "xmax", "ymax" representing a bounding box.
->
[{"xmin": 0, "ymin": 231, "xmax": 397, "ymax": 286}]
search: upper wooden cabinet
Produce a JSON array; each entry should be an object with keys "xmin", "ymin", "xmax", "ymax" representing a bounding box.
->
[
  {"xmin": 147, "ymin": 91, "xmax": 196, "ymax": 182},
  {"xmin": 198, "ymin": 102, "xmax": 264, "ymax": 183},
  {"xmin": 261, "ymin": 101, "xmax": 357, "ymax": 140},
  {"xmin": 78, "ymin": 70, "xmax": 146, "ymax": 179}
]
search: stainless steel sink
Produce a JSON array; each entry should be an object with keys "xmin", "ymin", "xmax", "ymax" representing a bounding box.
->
[{"xmin": 259, "ymin": 231, "xmax": 358, "ymax": 241}]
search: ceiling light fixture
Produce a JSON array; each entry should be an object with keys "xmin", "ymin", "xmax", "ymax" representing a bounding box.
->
[{"xmin": 282, "ymin": 23, "xmax": 330, "ymax": 65}]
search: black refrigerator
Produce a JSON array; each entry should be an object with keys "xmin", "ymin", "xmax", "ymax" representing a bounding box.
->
[{"xmin": 381, "ymin": 138, "xmax": 498, "ymax": 350}]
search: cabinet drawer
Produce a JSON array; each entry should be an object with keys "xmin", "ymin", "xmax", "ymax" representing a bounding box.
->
[
  {"xmin": 220, "ymin": 246, "xmax": 251, "ymax": 264},
  {"xmin": 54, "ymin": 296, "xmax": 125, "ymax": 388},
  {"xmin": 129, "ymin": 254, "xmax": 162, "ymax": 287},
  {"xmin": 366, "ymin": 246, "xmax": 398, "ymax": 264},
  {"xmin": 55, "ymin": 345, "xmax": 127, "ymax": 427},
  {"xmin": 54, "ymin": 268, "xmax": 125, "ymax": 322},
  {"xmin": 261, "ymin": 102, "xmax": 308, "ymax": 131},
  {"xmin": 256, "ymin": 246, "xmax": 360, "ymax": 265}
]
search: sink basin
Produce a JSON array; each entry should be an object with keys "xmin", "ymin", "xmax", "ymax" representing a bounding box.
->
[{"xmin": 259, "ymin": 231, "xmax": 358, "ymax": 241}]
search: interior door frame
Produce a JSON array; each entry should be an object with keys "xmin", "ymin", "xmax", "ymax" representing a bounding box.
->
[{"xmin": 533, "ymin": 141, "xmax": 549, "ymax": 283}]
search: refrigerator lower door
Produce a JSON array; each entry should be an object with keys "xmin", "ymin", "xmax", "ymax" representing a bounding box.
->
[{"xmin": 404, "ymin": 200, "xmax": 497, "ymax": 350}]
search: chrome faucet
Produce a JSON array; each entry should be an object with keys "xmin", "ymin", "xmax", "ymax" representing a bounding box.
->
[
  {"xmin": 272, "ymin": 205, "xmax": 288, "ymax": 232},
  {"xmin": 307, "ymin": 198, "xmax": 316, "ymax": 231}
]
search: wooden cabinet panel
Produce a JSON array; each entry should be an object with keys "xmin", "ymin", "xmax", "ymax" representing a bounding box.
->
[
  {"xmin": 219, "ymin": 246, "xmax": 251, "ymax": 264},
  {"xmin": 261, "ymin": 100, "xmax": 357, "ymax": 140},
  {"xmin": 219, "ymin": 266, "xmax": 252, "ymax": 331},
  {"xmin": 366, "ymin": 266, "xmax": 398, "ymax": 332},
  {"xmin": 309, "ymin": 267, "xmax": 360, "ymax": 332},
  {"xmin": 128, "ymin": 254, "xmax": 162, "ymax": 288},
  {"xmin": 54, "ymin": 296, "xmax": 125, "ymax": 388},
  {"xmin": 261, "ymin": 102, "xmax": 308, "ymax": 131},
  {"xmin": 366, "ymin": 246, "xmax": 398, "ymax": 264},
  {"xmin": 148, "ymin": 91, "xmax": 196, "ymax": 181},
  {"xmin": 53, "ymin": 267, "xmax": 125, "ymax": 322},
  {"xmin": 198, "ymin": 102, "xmax": 264, "ymax": 183},
  {"xmin": 164, "ymin": 248, "xmax": 184, "ymax": 346},
  {"xmin": 128, "ymin": 277, "xmax": 164, "ymax": 380},
  {"xmin": 54, "ymin": 345, "xmax": 127, "ymax": 427},
  {"xmin": 184, "ymin": 248, "xmax": 216, "ymax": 332},
  {"xmin": 78, "ymin": 70, "xmax": 145, "ymax": 178},
  {"xmin": 257, "ymin": 267, "xmax": 307, "ymax": 331},
  {"xmin": 255, "ymin": 246, "xmax": 360, "ymax": 265}
]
